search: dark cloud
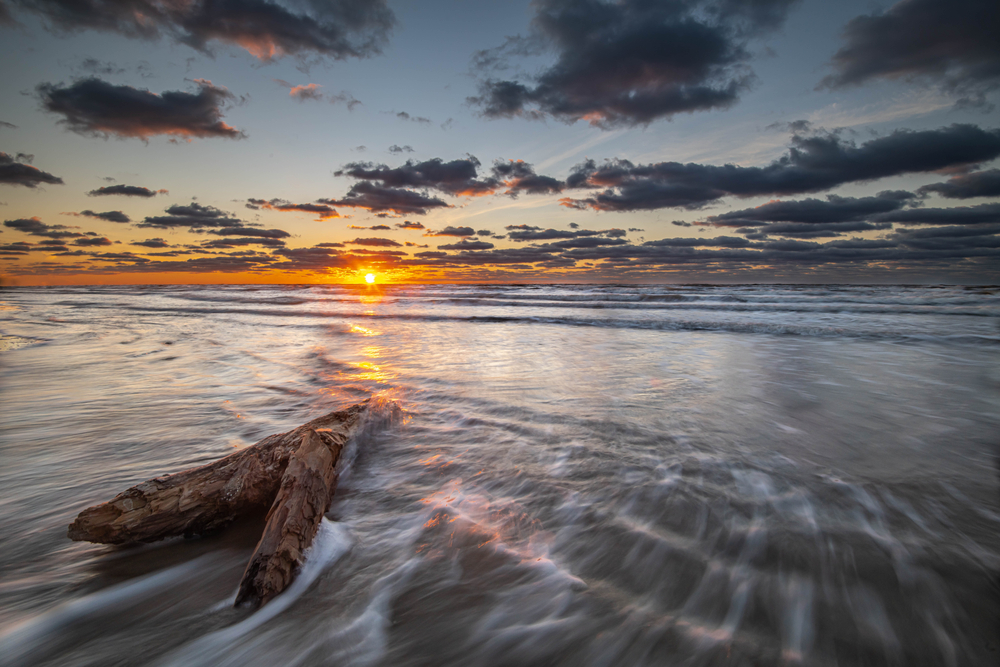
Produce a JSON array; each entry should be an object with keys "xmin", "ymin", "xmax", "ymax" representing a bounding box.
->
[
  {"xmin": 88, "ymin": 184, "xmax": 166, "ymax": 197},
  {"xmin": 336, "ymin": 157, "xmax": 497, "ymax": 197},
  {"xmin": 508, "ymin": 228, "xmax": 593, "ymax": 241},
  {"xmin": 705, "ymin": 191, "xmax": 916, "ymax": 226},
  {"xmin": 541, "ymin": 236, "xmax": 630, "ymax": 249},
  {"xmin": 476, "ymin": 229, "xmax": 495, "ymax": 237},
  {"xmin": 437, "ymin": 239, "xmax": 495, "ymax": 250},
  {"xmin": 14, "ymin": 0, "xmax": 395, "ymax": 62},
  {"xmin": 389, "ymin": 145, "xmax": 414, "ymax": 154},
  {"xmin": 424, "ymin": 226, "xmax": 475, "ymax": 237},
  {"xmin": 739, "ymin": 221, "xmax": 893, "ymax": 239},
  {"xmin": 249, "ymin": 198, "xmax": 340, "ymax": 220},
  {"xmin": 75, "ymin": 209, "xmax": 131, "ymax": 223},
  {"xmin": 329, "ymin": 91, "xmax": 362, "ymax": 110},
  {"xmin": 491, "ymin": 159, "xmax": 563, "ymax": 196},
  {"xmin": 139, "ymin": 202, "xmax": 243, "ymax": 229},
  {"xmin": 321, "ymin": 182, "xmax": 449, "ymax": 215},
  {"xmin": 199, "ymin": 237, "xmax": 286, "ymax": 248},
  {"xmin": 563, "ymin": 125, "xmax": 1000, "ymax": 211},
  {"xmin": 269, "ymin": 246, "xmax": 346, "ymax": 271},
  {"xmin": 0, "ymin": 241, "xmax": 67, "ymax": 254},
  {"xmin": 766, "ymin": 119, "xmax": 812, "ymax": 133},
  {"xmin": 396, "ymin": 111, "xmax": 431, "ymax": 124},
  {"xmin": 133, "ymin": 238, "xmax": 172, "ymax": 248},
  {"xmin": 73, "ymin": 236, "xmax": 114, "ymax": 246},
  {"xmin": 346, "ymin": 237, "xmax": 402, "ymax": 247},
  {"xmin": 507, "ymin": 227, "xmax": 625, "ymax": 242},
  {"xmin": 269, "ymin": 245, "xmax": 409, "ymax": 272},
  {"xmin": 4, "ymin": 217, "xmax": 83, "ymax": 238},
  {"xmin": 202, "ymin": 226, "xmax": 290, "ymax": 238},
  {"xmin": 468, "ymin": 0, "xmax": 799, "ymax": 127},
  {"xmin": 38, "ymin": 78, "xmax": 245, "ymax": 140},
  {"xmin": 918, "ymin": 169, "xmax": 1000, "ymax": 200},
  {"xmin": 0, "ymin": 151, "xmax": 63, "ymax": 187},
  {"xmin": 871, "ymin": 203, "xmax": 1000, "ymax": 225},
  {"xmin": 78, "ymin": 58, "xmax": 125, "ymax": 76},
  {"xmin": 821, "ymin": 0, "xmax": 1000, "ymax": 103},
  {"xmin": 395, "ymin": 220, "xmax": 425, "ymax": 230}
]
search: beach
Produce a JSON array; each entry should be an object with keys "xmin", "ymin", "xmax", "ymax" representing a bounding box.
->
[{"xmin": 0, "ymin": 283, "xmax": 998, "ymax": 666}]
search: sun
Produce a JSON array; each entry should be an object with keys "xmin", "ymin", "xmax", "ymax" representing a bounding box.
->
[{"xmin": 365, "ymin": 273, "xmax": 376, "ymax": 284}]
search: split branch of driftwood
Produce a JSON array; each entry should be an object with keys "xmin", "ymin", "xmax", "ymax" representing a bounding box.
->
[{"xmin": 68, "ymin": 400, "xmax": 369, "ymax": 608}]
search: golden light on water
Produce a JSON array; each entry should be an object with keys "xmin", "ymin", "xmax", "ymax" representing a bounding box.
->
[{"xmin": 365, "ymin": 273, "xmax": 376, "ymax": 284}]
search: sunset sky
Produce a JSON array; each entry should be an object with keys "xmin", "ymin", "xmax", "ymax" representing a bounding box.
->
[{"xmin": 1, "ymin": 0, "xmax": 998, "ymax": 285}]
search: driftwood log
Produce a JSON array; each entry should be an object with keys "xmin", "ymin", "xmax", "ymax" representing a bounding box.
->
[{"xmin": 68, "ymin": 400, "xmax": 369, "ymax": 608}]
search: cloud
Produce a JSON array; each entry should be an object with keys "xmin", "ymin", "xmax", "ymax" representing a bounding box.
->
[
  {"xmin": 199, "ymin": 237, "xmax": 286, "ymax": 248},
  {"xmin": 321, "ymin": 182, "xmax": 449, "ymax": 215},
  {"xmin": 395, "ymin": 111, "xmax": 431, "ymax": 124},
  {"xmin": 347, "ymin": 224, "xmax": 391, "ymax": 231},
  {"xmin": 468, "ymin": 0, "xmax": 799, "ymax": 128},
  {"xmin": 705, "ymin": 192, "xmax": 916, "ymax": 226},
  {"xmin": 133, "ymin": 238, "xmax": 172, "ymax": 248},
  {"xmin": 248, "ymin": 198, "xmax": 339, "ymax": 220},
  {"xmin": 506, "ymin": 226, "xmax": 625, "ymax": 242},
  {"xmin": 389, "ymin": 144, "xmax": 414, "ymax": 154},
  {"xmin": 139, "ymin": 202, "xmax": 243, "ymax": 229},
  {"xmin": 918, "ymin": 169, "xmax": 1000, "ymax": 200},
  {"xmin": 491, "ymin": 159, "xmax": 563, "ymax": 196},
  {"xmin": 346, "ymin": 237, "xmax": 402, "ymax": 247},
  {"xmin": 821, "ymin": 0, "xmax": 1000, "ymax": 104},
  {"xmin": 0, "ymin": 152, "xmax": 63, "ymax": 187},
  {"xmin": 78, "ymin": 58, "xmax": 126, "ymax": 76},
  {"xmin": 562, "ymin": 124, "xmax": 1000, "ymax": 211},
  {"xmin": 395, "ymin": 220, "xmax": 425, "ymax": 230},
  {"xmin": 202, "ymin": 226, "xmax": 290, "ymax": 238},
  {"xmin": 871, "ymin": 203, "xmax": 1000, "ymax": 225},
  {"xmin": 288, "ymin": 82, "xmax": 324, "ymax": 102},
  {"xmin": 274, "ymin": 80, "xmax": 360, "ymax": 107},
  {"xmin": 74, "ymin": 209, "xmax": 131, "ymax": 223},
  {"xmin": 72, "ymin": 236, "xmax": 114, "ymax": 246},
  {"xmin": 540, "ymin": 236, "xmax": 631, "ymax": 249},
  {"xmin": 738, "ymin": 221, "xmax": 893, "ymax": 239},
  {"xmin": 37, "ymin": 78, "xmax": 245, "ymax": 140},
  {"xmin": 88, "ymin": 184, "xmax": 167, "ymax": 197},
  {"xmin": 336, "ymin": 157, "xmax": 497, "ymax": 197},
  {"xmin": 3, "ymin": 217, "xmax": 84, "ymax": 238},
  {"xmin": 329, "ymin": 91, "xmax": 362, "ymax": 110},
  {"xmin": 424, "ymin": 226, "xmax": 475, "ymax": 237},
  {"xmin": 0, "ymin": 241, "xmax": 71, "ymax": 254},
  {"xmin": 437, "ymin": 239, "xmax": 495, "ymax": 250},
  {"xmin": 14, "ymin": 0, "xmax": 395, "ymax": 62}
]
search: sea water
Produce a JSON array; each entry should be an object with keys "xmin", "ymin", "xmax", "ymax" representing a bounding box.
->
[{"xmin": 0, "ymin": 284, "xmax": 998, "ymax": 666}]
